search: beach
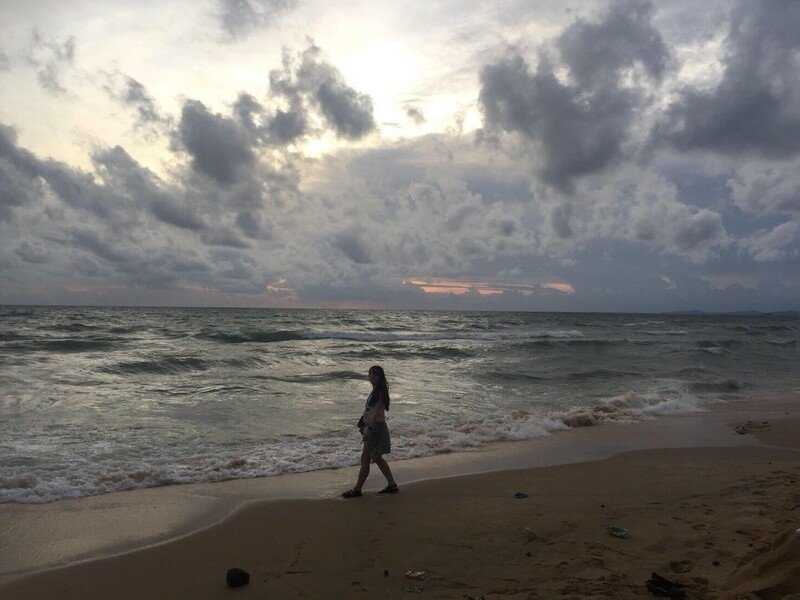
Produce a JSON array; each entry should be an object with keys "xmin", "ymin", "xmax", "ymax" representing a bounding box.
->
[{"xmin": 2, "ymin": 399, "xmax": 799, "ymax": 599}]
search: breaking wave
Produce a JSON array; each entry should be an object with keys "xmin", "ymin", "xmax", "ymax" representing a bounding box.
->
[{"xmin": 0, "ymin": 387, "xmax": 716, "ymax": 503}]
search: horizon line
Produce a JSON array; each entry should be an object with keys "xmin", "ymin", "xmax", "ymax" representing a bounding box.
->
[{"xmin": 1, "ymin": 303, "xmax": 798, "ymax": 315}]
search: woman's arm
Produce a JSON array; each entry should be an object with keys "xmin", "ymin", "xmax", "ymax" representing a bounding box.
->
[{"xmin": 364, "ymin": 390, "xmax": 384, "ymax": 435}]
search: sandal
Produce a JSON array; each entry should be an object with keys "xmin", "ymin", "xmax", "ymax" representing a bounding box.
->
[
  {"xmin": 341, "ymin": 489, "xmax": 362, "ymax": 498},
  {"xmin": 378, "ymin": 484, "xmax": 399, "ymax": 495}
]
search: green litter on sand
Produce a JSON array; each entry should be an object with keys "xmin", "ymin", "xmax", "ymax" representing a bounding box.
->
[
  {"xmin": 514, "ymin": 491, "xmax": 529, "ymax": 499},
  {"xmin": 604, "ymin": 525, "xmax": 630, "ymax": 539}
]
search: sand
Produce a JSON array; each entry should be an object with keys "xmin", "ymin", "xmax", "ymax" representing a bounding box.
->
[{"xmin": 2, "ymin": 403, "xmax": 799, "ymax": 599}]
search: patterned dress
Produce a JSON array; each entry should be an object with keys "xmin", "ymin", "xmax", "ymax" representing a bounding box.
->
[{"xmin": 362, "ymin": 392, "xmax": 391, "ymax": 462}]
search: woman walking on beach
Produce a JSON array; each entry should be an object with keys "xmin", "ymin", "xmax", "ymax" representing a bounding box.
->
[{"xmin": 342, "ymin": 365, "xmax": 398, "ymax": 498}]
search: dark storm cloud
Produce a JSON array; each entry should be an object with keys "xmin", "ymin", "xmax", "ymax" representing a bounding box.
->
[
  {"xmin": 670, "ymin": 210, "xmax": 726, "ymax": 253},
  {"xmin": 234, "ymin": 83, "xmax": 308, "ymax": 145},
  {"xmin": 266, "ymin": 107, "xmax": 308, "ymax": 144},
  {"xmin": 15, "ymin": 240, "xmax": 49, "ymax": 264},
  {"xmin": 0, "ymin": 124, "xmax": 122, "ymax": 220},
  {"xmin": 0, "ymin": 127, "xmax": 42, "ymax": 220},
  {"xmin": 218, "ymin": 0, "xmax": 296, "ymax": 40},
  {"xmin": 93, "ymin": 146, "xmax": 206, "ymax": 231},
  {"xmin": 177, "ymin": 100, "xmax": 255, "ymax": 185},
  {"xmin": 478, "ymin": 0, "xmax": 668, "ymax": 189},
  {"xmin": 665, "ymin": 0, "xmax": 800, "ymax": 157},
  {"xmin": 315, "ymin": 80, "xmax": 374, "ymax": 139},
  {"xmin": 201, "ymin": 227, "xmax": 252, "ymax": 248},
  {"xmin": 26, "ymin": 29, "xmax": 75, "ymax": 94},
  {"xmin": 333, "ymin": 230, "xmax": 372, "ymax": 264},
  {"xmin": 0, "ymin": 119, "xmax": 289, "ymax": 298},
  {"xmin": 228, "ymin": 43, "xmax": 376, "ymax": 143},
  {"xmin": 69, "ymin": 227, "xmax": 133, "ymax": 267},
  {"xmin": 149, "ymin": 197, "xmax": 206, "ymax": 231},
  {"xmin": 290, "ymin": 44, "xmax": 376, "ymax": 139},
  {"xmin": 233, "ymin": 93, "xmax": 265, "ymax": 131},
  {"xmin": 104, "ymin": 72, "xmax": 170, "ymax": 132},
  {"xmin": 405, "ymin": 105, "xmax": 426, "ymax": 125},
  {"xmin": 2, "ymin": 123, "xmax": 209, "ymax": 238},
  {"xmin": 557, "ymin": 0, "xmax": 668, "ymax": 83},
  {"xmin": 235, "ymin": 209, "xmax": 272, "ymax": 239}
]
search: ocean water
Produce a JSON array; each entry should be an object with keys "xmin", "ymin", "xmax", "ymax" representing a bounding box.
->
[{"xmin": 0, "ymin": 306, "xmax": 798, "ymax": 503}]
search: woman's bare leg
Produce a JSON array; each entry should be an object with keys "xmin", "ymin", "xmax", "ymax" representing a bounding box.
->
[
  {"xmin": 374, "ymin": 456, "xmax": 396, "ymax": 487},
  {"xmin": 353, "ymin": 443, "xmax": 371, "ymax": 492}
]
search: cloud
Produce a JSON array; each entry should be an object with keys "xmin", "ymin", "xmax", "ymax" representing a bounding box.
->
[
  {"xmin": 103, "ymin": 72, "xmax": 171, "ymax": 134},
  {"xmin": 265, "ymin": 106, "xmax": 308, "ymax": 145},
  {"xmin": 315, "ymin": 79, "xmax": 375, "ymax": 139},
  {"xmin": 664, "ymin": 0, "xmax": 800, "ymax": 157},
  {"xmin": 478, "ymin": 0, "xmax": 668, "ymax": 189},
  {"xmin": 1, "ymin": 116, "xmax": 796, "ymax": 311},
  {"xmin": 92, "ymin": 145, "xmax": 206, "ymax": 231},
  {"xmin": 235, "ymin": 209, "xmax": 273, "ymax": 239},
  {"xmin": 740, "ymin": 221, "xmax": 800, "ymax": 262},
  {"xmin": 533, "ymin": 166, "xmax": 729, "ymax": 263},
  {"xmin": 728, "ymin": 160, "xmax": 800, "ymax": 215},
  {"xmin": 0, "ymin": 48, "xmax": 9, "ymax": 72},
  {"xmin": 25, "ymin": 29, "xmax": 75, "ymax": 94},
  {"xmin": 177, "ymin": 99, "xmax": 256, "ymax": 185},
  {"xmin": 259, "ymin": 43, "xmax": 376, "ymax": 140},
  {"xmin": 232, "ymin": 92, "xmax": 263, "ymax": 130},
  {"xmin": 227, "ymin": 43, "xmax": 374, "ymax": 146},
  {"xmin": 556, "ymin": 0, "xmax": 668, "ymax": 84},
  {"xmin": 405, "ymin": 105, "xmax": 426, "ymax": 125},
  {"xmin": 15, "ymin": 240, "xmax": 49, "ymax": 264},
  {"xmin": 0, "ymin": 119, "xmax": 284, "ymax": 296},
  {"xmin": 218, "ymin": 0, "xmax": 296, "ymax": 40},
  {"xmin": 333, "ymin": 230, "xmax": 372, "ymax": 264},
  {"xmin": 0, "ymin": 127, "xmax": 43, "ymax": 220}
]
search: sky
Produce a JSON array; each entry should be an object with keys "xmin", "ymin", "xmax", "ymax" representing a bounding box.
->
[{"xmin": 0, "ymin": 0, "xmax": 799, "ymax": 312}]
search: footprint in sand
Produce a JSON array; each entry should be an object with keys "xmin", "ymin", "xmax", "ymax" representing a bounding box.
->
[
  {"xmin": 670, "ymin": 560, "xmax": 693, "ymax": 573},
  {"xmin": 349, "ymin": 581, "xmax": 368, "ymax": 594}
]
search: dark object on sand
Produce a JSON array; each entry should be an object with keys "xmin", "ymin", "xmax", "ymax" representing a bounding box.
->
[
  {"xmin": 514, "ymin": 491, "xmax": 529, "ymax": 499},
  {"xmin": 646, "ymin": 572, "xmax": 686, "ymax": 598},
  {"xmin": 734, "ymin": 420, "xmax": 769, "ymax": 435},
  {"xmin": 384, "ymin": 569, "xmax": 389, "ymax": 577},
  {"xmin": 604, "ymin": 525, "xmax": 630, "ymax": 538},
  {"xmin": 226, "ymin": 567, "xmax": 250, "ymax": 588}
]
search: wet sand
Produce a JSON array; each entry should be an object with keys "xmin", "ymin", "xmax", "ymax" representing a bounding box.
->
[{"xmin": 1, "ymin": 400, "xmax": 799, "ymax": 599}]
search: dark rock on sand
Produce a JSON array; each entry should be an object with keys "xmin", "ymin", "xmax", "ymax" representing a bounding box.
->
[{"xmin": 226, "ymin": 567, "xmax": 250, "ymax": 587}]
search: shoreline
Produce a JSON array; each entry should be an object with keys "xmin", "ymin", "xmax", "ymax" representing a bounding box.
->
[
  {"xmin": 1, "ymin": 396, "xmax": 798, "ymax": 587},
  {"xmin": 1, "ymin": 402, "xmax": 799, "ymax": 597}
]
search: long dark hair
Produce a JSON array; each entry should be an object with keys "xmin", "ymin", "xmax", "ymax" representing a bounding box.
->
[{"xmin": 368, "ymin": 365, "xmax": 390, "ymax": 410}]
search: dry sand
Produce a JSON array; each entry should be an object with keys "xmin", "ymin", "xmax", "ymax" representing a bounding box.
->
[{"xmin": 2, "ymin": 407, "xmax": 799, "ymax": 599}]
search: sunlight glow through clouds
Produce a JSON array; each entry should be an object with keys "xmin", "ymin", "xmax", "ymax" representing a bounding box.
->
[
  {"xmin": 404, "ymin": 279, "xmax": 575, "ymax": 296},
  {"xmin": 265, "ymin": 277, "xmax": 298, "ymax": 299},
  {"xmin": 540, "ymin": 283, "xmax": 575, "ymax": 295}
]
